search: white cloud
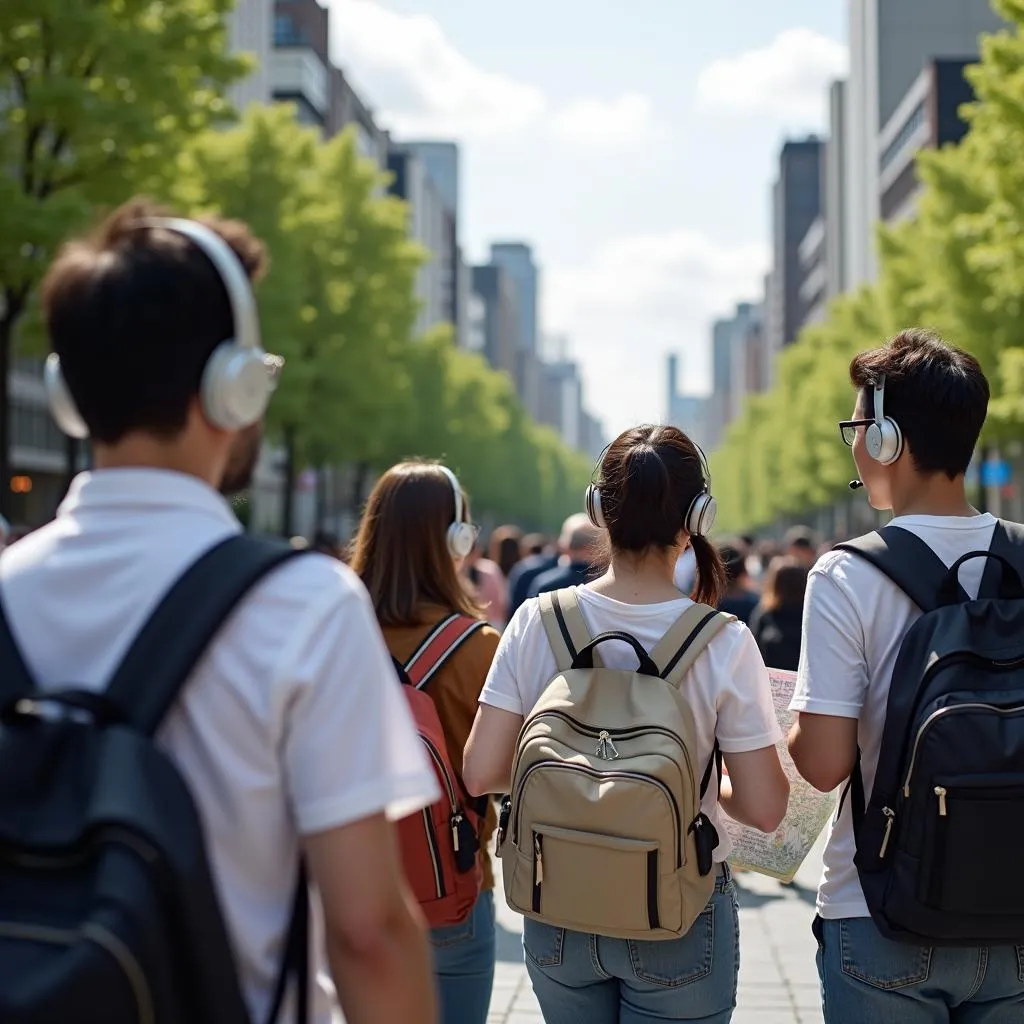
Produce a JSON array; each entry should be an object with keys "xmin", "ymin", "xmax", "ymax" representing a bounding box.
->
[
  {"xmin": 330, "ymin": 0, "xmax": 545, "ymax": 139},
  {"xmin": 331, "ymin": 1, "xmax": 665, "ymax": 148},
  {"xmin": 549, "ymin": 94, "xmax": 668, "ymax": 146},
  {"xmin": 696, "ymin": 28, "xmax": 848, "ymax": 124},
  {"xmin": 546, "ymin": 232, "xmax": 769, "ymax": 435}
]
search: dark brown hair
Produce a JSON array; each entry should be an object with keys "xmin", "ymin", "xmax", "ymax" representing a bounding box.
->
[
  {"xmin": 849, "ymin": 328, "xmax": 989, "ymax": 479},
  {"xmin": 759, "ymin": 556, "xmax": 808, "ymax": 613},
  {"xmin": 521, "ymin": 532, "xmax": 547, "ymax": 556},
  {"xmin": 349, "ymin": 461, "xmax": 482, "ymax": 627},
  {"xmin": 40, "ymin": 198, "xmax": 267, "ymax": 445},
  {"xmin": 489, "ymin": 525, "xmax": 523, "ymax": 577},
  {"xmin": 597, "ymin": 424, "xmax": 727, "ymax": 606}
]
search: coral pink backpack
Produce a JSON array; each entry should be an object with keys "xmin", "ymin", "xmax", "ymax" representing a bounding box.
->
[{"xmin": 392, "ymin": 614, "xmax": 487, "ymax": 928}]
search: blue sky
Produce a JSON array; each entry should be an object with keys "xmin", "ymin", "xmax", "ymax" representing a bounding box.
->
[{"xmin": 327, "ymin": 0, "xmax": 847, "ymax": 435}]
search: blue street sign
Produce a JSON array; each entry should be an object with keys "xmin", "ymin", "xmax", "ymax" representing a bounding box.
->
[{"xmin": 980, "ymin": 459, "xmax": 1012, "ymax": 488}]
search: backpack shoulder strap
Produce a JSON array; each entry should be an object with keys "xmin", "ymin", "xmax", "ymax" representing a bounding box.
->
[
  {"xmin": 106, "ymin": 534, "xmax": 307, "ymax": 737},
  {"xmin": 651, "ymin": 604, "xmax": 733, "ymax": 689},
  {"xmin": 403, "ymin": 613, "xmax": 486, "ymax": 690},
  {"xmin": 538, "ymin": 587, "xmax": 596, "ymax": 671},
  {"xmin": 835, "ymin": 525, "xmax": 967, "ymax": 612},
  {"xmin": 981, "ymin": 519, "xmax": 1024, "ymax": 596},
  {"xmin": 0, "ymin": 595, "xmax": 37, "ymax": 706}
]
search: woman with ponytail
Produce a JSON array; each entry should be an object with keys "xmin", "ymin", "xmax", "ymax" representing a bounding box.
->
[{"xmin": 464, "ymin": 424, "xmax": 788, "ymax": 1024}]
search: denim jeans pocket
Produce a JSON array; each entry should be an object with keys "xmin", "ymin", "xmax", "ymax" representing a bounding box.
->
[
  {"xmin": 431, "ymin": 911, "xmax": 476, "ymax": 949},
  {"xmin": 627, "ymin": 902, "xmax": 716, "ymax": 988},
  {"xmin": 838, "ymin": 918, "xmax": 932, "ymax": 990},
  {"xmin": 524, "ymin": 919, "xmax": 565, "ymax": 968}
]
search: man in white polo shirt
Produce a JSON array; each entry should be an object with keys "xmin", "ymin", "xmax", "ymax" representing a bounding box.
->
[{"xmin": 0, "ymin": 200, "xmax": 439, "ymax": 1023}]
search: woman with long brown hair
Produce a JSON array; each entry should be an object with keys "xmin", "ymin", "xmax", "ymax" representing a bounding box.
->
[
  {"xmin": 349, "ymin": 461, "xmax": 500, "ymax": 1024},
  {"xmin": 748, "ymin": 556, "xmax": 808, "ymax": 671}
]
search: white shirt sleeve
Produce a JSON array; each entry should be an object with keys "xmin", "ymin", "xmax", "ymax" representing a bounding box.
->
[
  {"xmin": 713, "ymin": 624, "xmax": 784, "ymax": 752},
  {"xmin": 275, "ymin": 573, "xmax": 440, "ymax": 836},
  {"xmin": 789, "ymin": 565, "xmax": 868, "ymax": 720},
  {"xmin": 479, "ymin": 601, "xmax": 533, "ymax": 716}
]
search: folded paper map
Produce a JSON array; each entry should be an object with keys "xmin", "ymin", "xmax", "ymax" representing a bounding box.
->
[{"xmin": 723, "ymin": 668, "xmax": 836, "ymax": 883}]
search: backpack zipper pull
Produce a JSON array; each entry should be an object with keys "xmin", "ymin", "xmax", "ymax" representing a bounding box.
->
[
  {"xmin": 596, "ymin": 730, "xmax": 619, "ymax": 760},
  {"xmin": 879, "ymin": 806, "xmax": 895, "ymax": 857},
  {"xmin": 934, "ymin": 787, "xmax": 947, "ymax": 817},
  {"xmin": 534, "ymin": 835, "xmax": 544, "ymax": 884},
  {"xmin": 451, "ymin": 812, "xmax": 463, "ymax": 852}
]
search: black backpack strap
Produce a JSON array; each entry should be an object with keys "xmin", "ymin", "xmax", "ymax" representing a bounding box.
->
[
  {"xmin": 105, "ymin": 534, "xmax": 305, "ymax": 736},
  {"xmin": 266, "ymin": 864, "xmax": 310, "ymax": 1024},
  {"xmin": 981, "ymin": 520, "xmax": 1024, "ymax": 597},
  {"xmin": 0, "ymin": 597, "xmax": 36, "ymax": 707},
  {"xmin": 835, "ymin": 525, "xmax": 968, "ymax": 611}
]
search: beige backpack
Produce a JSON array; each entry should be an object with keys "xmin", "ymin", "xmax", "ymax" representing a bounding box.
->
[{"xmin": 498, "ymin": 587, "xmax": 732, "ymax": 941}]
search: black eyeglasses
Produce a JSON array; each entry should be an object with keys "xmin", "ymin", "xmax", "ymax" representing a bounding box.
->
[{"xmin": 838, "ymin": 419, "xmax": 874, "ymax": 447}]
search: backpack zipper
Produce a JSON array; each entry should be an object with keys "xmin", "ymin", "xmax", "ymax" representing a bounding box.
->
[
  {"xmin": 419, "ymin": 807, "xmax": 446, "ymax": 899},
  {"xmin": 513, "ymin": 760, "xmax": 682, "ymax": 867},
  {"xmin": 420, "ymin": 735, "xmax": 458, "ymax": 811},
  {"xmin": 514, "ymin": 710, "xmax": 695, "ymax": 791},
  {"xmin": 901, "ymin": 702, "xmax": 1024, "ymax": 797},
  {"xmin": 0, "ymin": 920, "xmax": 154, "ymax": 1024},
  {"xmin": 419, "ymin": 735, "xmax": 460, "ymax": 899}
]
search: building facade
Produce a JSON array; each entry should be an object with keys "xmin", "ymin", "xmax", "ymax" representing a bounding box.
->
[
  {"xmin": 489, "ymin": 243, "xmax": 539, "ymax": 354},
  {"xmin": 797, "ymin": 216, "xmax": 828, "ymax": 328},
  {"xmin": 844, "ymin": 0, "xmax": 1003, "ymax": 287},
  {"xmin": 824, "ymin": 80, "xmax": 848, "ymax": 299},
  {"xmin": 665, "ymin": 354, "xmax": 708, "ymax": 450},
  {"xmin": 879, "ymin": 58, "xmax": 976, "ymax": 225},
  {"xmin": 766, "ymin": 138, "xmax": 823, "ymax": 358},
  {"xmin": 227, "ymin": 0, "xmax": 274, "ymax": 109},
  {"xmin": 471, "ymin": 264, "xmax": 519, "ymax": 382}
]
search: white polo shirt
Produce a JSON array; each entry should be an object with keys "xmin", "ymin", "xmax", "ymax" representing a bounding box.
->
[{"xmin": 0, "ymin": 468, "xmax": 438, "ymax": 1023}]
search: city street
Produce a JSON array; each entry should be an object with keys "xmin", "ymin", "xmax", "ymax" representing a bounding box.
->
[{"xmin": 487, "ymin": 833, "xmax": 827, "ymax": 1024}]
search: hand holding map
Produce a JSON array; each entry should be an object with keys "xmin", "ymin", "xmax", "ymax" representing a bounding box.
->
[{"xmin": 722, "ymin": 668, "xmax": 836, "ymax": 882}]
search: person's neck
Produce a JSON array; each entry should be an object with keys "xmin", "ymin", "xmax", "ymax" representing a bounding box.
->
[
  {"xmin": 588, "ymin": 548, "xmax": 682, "ymax": 604},
  {"xmin": 93, "ymin": 436, "xmax": 222, "ymax": 488},
  {"xmin": 890, "ymin": 472, "xmax": 977, "ymax": 519}
]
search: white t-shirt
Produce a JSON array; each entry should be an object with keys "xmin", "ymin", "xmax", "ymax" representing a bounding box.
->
[
  {"xmin": 480, "ymin": 586, "xmax": 782, "ymax": 861},
  {"xmin": 0, "ymin": 469, "xmax": 439, "ymax": 1023},
  {"xmin": 789, "ymin": 512, "xmax": 998, "ymax": 919}
]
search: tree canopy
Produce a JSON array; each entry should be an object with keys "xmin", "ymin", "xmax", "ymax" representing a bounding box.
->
[{"xmin": 710, "ymin": 0, "xmax": 1024, "ymax": 535}]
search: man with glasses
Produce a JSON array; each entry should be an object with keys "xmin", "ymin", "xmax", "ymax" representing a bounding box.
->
[{"xmin": 786, "ymin": 329, "xmax": 1024, "ymax": 1023}]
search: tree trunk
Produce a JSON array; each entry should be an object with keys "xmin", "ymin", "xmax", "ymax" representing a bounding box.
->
[
  {"xmin": 281, "ymin": 427, "xmax": 297, "ymax": 538},
  {"xmin": 0, "ymin": 296, "xmax": 23, "ymax": 520}
]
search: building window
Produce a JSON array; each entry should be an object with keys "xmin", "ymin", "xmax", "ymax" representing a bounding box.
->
[
  {"xmin": 273, "ymin": 15, "xmax": 305, "ymax": 47},
  {"xmin": 880, "ymin": 101, "xmax": 926, "ymax": 173}
]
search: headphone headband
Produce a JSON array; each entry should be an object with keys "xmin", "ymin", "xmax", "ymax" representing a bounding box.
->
[
  {"xmin": 142, "ymin": 218, "xmax": 261, "ymax": 352},
  {"xmin": 436, "ymin": 465, "xmax": 476, "ymax": 559},
  {"xmin": 436, "ymin": 465, "xmax": 464, "ymax": 527}
]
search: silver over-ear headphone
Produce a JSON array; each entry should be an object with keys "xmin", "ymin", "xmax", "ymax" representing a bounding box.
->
[
  {"xmin": 864, "ymin": 374, "xmax": 904, "ymax": 466},
  {"xmin": 584, "ymin": 439, "xmax": 718, "ymax": 536},
  {"xmin": 436, "ymin": 465, "xmax": 477, "ymax": 559},
  {"xmin": 44, "ymin": 217, "xmax": 283, "ymax": 440}
]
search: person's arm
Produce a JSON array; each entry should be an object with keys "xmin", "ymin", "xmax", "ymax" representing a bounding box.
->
[
  {"xmin": 787, "ymin": 566, "xmax": 866, "ymax": 793},
  {"xmin": 305, "ymin": 816, "xmax": 434, "ymax": 1024},
  {"xmin": 714, "ymin": 625, "xmax": 790, "ymax": 832},
  {"xmin": 463, "ymin": 703, "xmax": 523, "ymax": 795},
  {"xmin": 281, "ymin": 568, "xmax": 440, "ymax": 1024}
]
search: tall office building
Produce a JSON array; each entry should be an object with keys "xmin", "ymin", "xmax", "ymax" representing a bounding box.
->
[
  {"xmin": 766, "ymin": 138, "xmax": 822, "ymax": 358},
  {"xmin": 845, "ymin": 0, "xmax": 1003, "ymax": 287},
  {"xmin": 824, "ymin": 80, "xmax": 848, "ymax": 299},
  {"xmin": 227, "ymin": 0, "xmax": 274, "ymax": 108},
  {"xmin": 489, "ymin": 243, "xmax": 539, "ymax": 353},
  {"xmin": 471, "ymin": 265, "xmax": 519, "ymax": 382},
  {"xmin": 665, "ymin": 354, "xmax": 708, "ymax": 449},
  {"xmin": 271, "ymin": 0, "xmax": 330, "ymax": 129}
]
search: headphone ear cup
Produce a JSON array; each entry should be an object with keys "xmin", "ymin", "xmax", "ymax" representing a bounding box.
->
[
  {"xmin": 686, "ymin": 493, "xmax": 717, "ymax": 536},
  {"xmin": 585, "ymin": 485, "xmax": 606, "ymax": 529},
  {"xmin": 447, "ymin": 522, "xmax": 475, "ymax": 559},
  {"xmin": 44, "ymin": 354, "xmax": 89, "ymax": 439},
  {"xmin": 866, "ymin": 419, "xmax": 902, "ymax": 465},
  {"xmin": 201, "ymin": 342, "xmax": 272, "ymax": 430}
]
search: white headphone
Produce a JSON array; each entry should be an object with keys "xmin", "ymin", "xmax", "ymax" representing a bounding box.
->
[
  {"xmin": 584, "ymin": 441, "xmax": 718, "ymax": 536},
  {"xmin": 436, "ymin": 465, "xmax": 477, "ymax": 559},
  {"xmin": 865, "ymin": 374, "xmax": 904, "ymax": 466},
  {"xmin": 45, "ymin": 217, "xmax": 282, "ymax": 440}
]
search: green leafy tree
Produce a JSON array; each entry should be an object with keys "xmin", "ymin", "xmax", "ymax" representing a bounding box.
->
[{"xmin": 0, "ymin": 0, "xmax": 247, "ymax": 512}]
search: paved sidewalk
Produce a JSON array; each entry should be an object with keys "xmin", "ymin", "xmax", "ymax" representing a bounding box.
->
[{"xmin": 488, "ymin": 834, "xmax": 827, "ymax": 1024}]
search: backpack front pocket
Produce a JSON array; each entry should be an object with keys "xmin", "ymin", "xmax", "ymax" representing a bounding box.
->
[
  {"xmin": 531, "ymin": 825, "xmax": 660, "ymax": 932},
  {"xmin": 921, "ymin": 774, "xmax": 1024, "ymax": 915}
]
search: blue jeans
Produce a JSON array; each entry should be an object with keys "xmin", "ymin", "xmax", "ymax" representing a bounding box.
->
[
  {"xmin": 814, "ymin": 916, "xmax": 1024, "ymax": 1023},
  {"xmin": 523, "ymin": 866, "xmax": 739, "ymax": 1023},
  {"xmin": 430, "ymin": 889, "xmax": 496, "ymax": 1024}
]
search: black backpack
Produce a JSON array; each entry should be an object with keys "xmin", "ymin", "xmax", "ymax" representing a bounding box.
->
[
  {"xmin": 0, "ymin": 535, "xmax": 311, "ymax": 1023},
  {"xmin": 836, "ymin": 520, "xmax": 1024, "ymax": 946}
]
